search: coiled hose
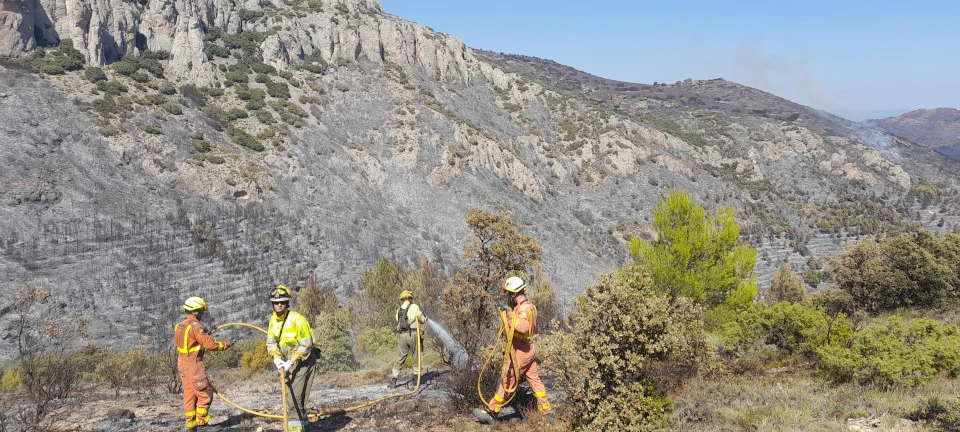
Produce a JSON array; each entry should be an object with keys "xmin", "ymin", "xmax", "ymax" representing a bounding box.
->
[
  {"xmin": 209, "ymin": 320, "xmax": 424, "ymax": 429},
  {"xmin": 477, "ymin": 309, "xmax": 521, "ymax": 410}
]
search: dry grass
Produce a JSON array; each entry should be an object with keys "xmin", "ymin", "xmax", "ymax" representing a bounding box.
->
[
  {"xmin": 666, "ymin": 369, "xmax": 960, "ymax": 431},
  {"xmin": 329, "ymin": 400, "xmax": 569, "ymax": 432}
]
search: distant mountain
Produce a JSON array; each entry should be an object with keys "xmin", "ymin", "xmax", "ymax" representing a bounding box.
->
[
  {"xmin": 866, "ymin": 108, "xmax": 960, "ymax": 161},
  {"xmin": 830, "ymin": 109, "xmax": 910, "ymax": 122},
  {"xmin": 866, "ymin": 108, "xmax": 960, "ymax": 147}
]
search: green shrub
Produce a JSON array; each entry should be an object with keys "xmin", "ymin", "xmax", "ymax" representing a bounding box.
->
[
  {"xmin": 194, "ymin": 139, "xmax": 212, "ymax": 153},
  {"xmin": 206, "ymin": 339, "xmax": 259, "ymax": 370},
  {"xmin": 84, "ymin": 67, "xmax": 107, "ymax": 82},
  {"xmin": 140, "ymin": 93, "xmax": 167, "ymax": 106},
  {"xmin": 1, "ymin": 366, "xmax": 22, "ymax": 391},
  {"xmin": 314, "ymin": 310, "xmax": 354, "ymax": 372},
  {"xmin": 39, "ymin": 63, "xmax": 64, "ymax": 74},
  {"xmin": 203, "ymin": 43, "xmax": 231, "ymax": 59},
  {"xmin": 545, "ymin": 264, "xmax": 711, "ymax": 431},
  {"xmin": 265, "ymin": 80, "xmax": 290, "ymax": 99},
  {"xmin": 92, "ymin": 96, "xmax": 119, "ymax": 116},
  {"xmin": 235, "ymin": 85, "xmax": 266, "ymax": 101},
  {"xmin": 766, "ymin": 263, "xmax": 806, "ymax": 304},
  {"xmin": 278, "ymin": 70, "xmax": 294, "ymax": 80},
  {"xmin": 238, "ymin": 8, "xmax": 265, "ymax": 21},
  {"xmin": 712, "ymin": 303, "xmax": 767, "ymax": 353},
  {"xmin": 162, "ymin": 102, "xmax": 182, "ymax": 115},
  {"xmin": 831, "ymin": 230, "xmax": 960, "ymax": 312},
  {"xmin": 763, "ymin": 302, "xmax": 827, "ymax": 353},
  {"xmin": 251, "ymin": 62, "xmax": 277, "ymax": 74},
  {"xmin": 95, "ymin": 346, "xmax": 151, "ymax": 396},
  {"xmin": 225, "ymin": 70, "xmax": 249, "ymax": 83},
  {"xmin": 52, "ymin": 39, "xmax": 85, "ymax": 71},
  {"xmin": 353, "ymin": 326, "xmax": 396, "ymax": 369},
  {"xmin": 203, "ymin": 27, "xmax": 223, "ymax": 42},
  {"xmin": 240, "ymin": 341, "xmax": 271, "ymax": 375},
  {"xmin": 245, "ymin": 100, "xmax": 265, "ymax": 110},
  {"xmin": 254, "ymin": 109, "xmax": 276, "ymax": 124},
  {"xmin": 141, "ymin": 50, "xmax": 171, "ymax": 60},
  {"xmin": 203, "ymin": 106, "xmax": 247, "ymax": 122},
  {"xmin": 112, "ymin": 57, "xmax": 140, "ymax": 75},
  {"xmin": 226, "ymin": 125, "xmax": 264, "ymax": 151},
  {"xmin": 158, "ymin": 81, "xmax": 177, "ymax": 95},
  {"xmin": 202, "ymin": 86, "xmax": 225, "ymax": 97},
  {"xmin": 204, "ymin": 155, "xmax": 225, "ymax": 164},
  {"xmin": 818, "ymin": 316, "xmax": 960, "ymax": 388},
  {"xmin": 140, "ymin": 124, "xmax": 162, "ymax": 135}
]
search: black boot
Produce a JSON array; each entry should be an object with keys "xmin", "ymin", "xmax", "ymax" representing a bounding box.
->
[
  {"xmin": 473, "ymin": 408, "xmax": 499, "ymax": 424},
  {"xmin": 389, "ymin": 377, "xmax": 398, "ymax": 388}
]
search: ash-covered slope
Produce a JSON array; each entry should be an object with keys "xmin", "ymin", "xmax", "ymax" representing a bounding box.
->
[{"xmin": 2, "ymin": 0, "xmax": 960, "ymax": 358}]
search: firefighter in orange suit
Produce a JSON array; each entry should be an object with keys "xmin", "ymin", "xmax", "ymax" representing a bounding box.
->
[
  {"xmin": 474, "ymin": 277, "xmax": 553, "ymax": 424},
  {"xmin": 175, "ymin": 296, "xmax": 231, "ymax": 431}
]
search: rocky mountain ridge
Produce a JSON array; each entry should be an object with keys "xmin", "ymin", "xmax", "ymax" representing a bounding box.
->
[
  {"xmin": 2, "ymin": 0, "xmax": 960, "ymax": 358},
  {"xmin": 866, "ymin": 107, "xmax": 960, "ymax": 160}
]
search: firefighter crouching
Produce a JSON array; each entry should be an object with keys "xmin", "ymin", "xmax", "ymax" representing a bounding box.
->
[{"xmin": 175, "ymin": 296, "xmax": 232, "ymax": 431}]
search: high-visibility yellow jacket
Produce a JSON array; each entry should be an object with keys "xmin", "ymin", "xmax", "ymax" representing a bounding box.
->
[
  {"xmin": 266, "ymin": 310, "xmax": 315, "ymax": 363},
  {"xmin": 396, "ymin": 301, "xmax": 426, "ymax": 332}
]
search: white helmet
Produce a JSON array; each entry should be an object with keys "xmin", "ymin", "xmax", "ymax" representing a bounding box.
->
[
  {"xmin": 502, "ymin": 277, "xmax": 526, "ymax": 294},
  {"xmin": 183, "ymin": 296, "xmax": 208, "ymax": 312}
]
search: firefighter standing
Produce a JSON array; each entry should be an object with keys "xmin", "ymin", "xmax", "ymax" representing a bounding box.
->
[
  {"xmin": 474, "ymin": 277, "xmax": 553, "ymax": 424},
  {"xmin": 175, "ymin": 296, "xmax": 231, "ymax": 431},
  {"xmin": 390, "ymin": 290, "xmax": 428, "ymax": 388},
  {"xmin": 266, "ymin": 285, "xmax": 319, "ymax": 432}
]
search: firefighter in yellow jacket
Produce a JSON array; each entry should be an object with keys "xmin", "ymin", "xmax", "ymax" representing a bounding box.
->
[
  {"xmin": 390, "ymin": 289, "xmax": 428, "ymax": 388},
  {"xmin": 175, "ymin": 297, "xmax": 231, "ymax": 431},
  {"xmin": 266, "ymin": 285, "xmax": 318, "ymax": 432},
  {"xmin": 474, "ymin": 277, "xmax": 553, "ymax": 424}
]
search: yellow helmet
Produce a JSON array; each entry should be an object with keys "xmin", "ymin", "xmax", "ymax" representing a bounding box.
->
[
  {"xmin": 502, "ymin": 277, "xmax": 526, "ymax": 294},
  {"xmin": 183, "ymin": 296, "xmax": 208, "ymax": 312},
  {"xmin": 399, "ymin": 290, "xmax": 413, "ymax": 300},
  {"xmin": 270, "ymin": 285, "xmax": 292, "ymax": 303}
]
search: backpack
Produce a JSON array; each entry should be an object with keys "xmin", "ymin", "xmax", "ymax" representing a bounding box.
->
[{"xmin": 397, "ymin": 305, "xmax": 410, "ymax": 332}]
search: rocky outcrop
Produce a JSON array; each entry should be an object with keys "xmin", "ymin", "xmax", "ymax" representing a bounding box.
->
[{"xmin": 0, "ymin": 0, "xmax": 473, "ymax": 86}]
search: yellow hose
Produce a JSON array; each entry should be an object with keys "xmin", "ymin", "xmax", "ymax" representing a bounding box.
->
[
  {"xmin": 477, "ymin": 309, "xmax": 521, "ymax": 410},
  {"xmin": 209, "ymin": 320, "xmax": 426, "ymax": 425},
  {"xmin": 280, "ymin": 370, "xmax": 289, "ymax": 432}
]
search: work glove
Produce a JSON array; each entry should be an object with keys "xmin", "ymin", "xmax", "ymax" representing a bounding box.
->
[
  {"xmin": 274, "ymin": 358, "xmax": 286, "ymax": 371},
  {"xmin": 221, "ymin": 341, "xmax": 231, "ymax": 350},
  {"xmin": 281, "ymin": 360, "xmax": 295, "ymax": 372}
]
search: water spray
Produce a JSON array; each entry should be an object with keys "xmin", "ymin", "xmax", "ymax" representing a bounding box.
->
[{"xmin": 426, "ymin": 319, "xmax": 468, "ymax": 367}]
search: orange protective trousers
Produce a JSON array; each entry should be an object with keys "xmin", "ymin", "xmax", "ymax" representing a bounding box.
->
[
  {"xmin": 487, "ymin": 300, "xmax": 551, "ymax": 414},
  {"xmin": 175, "ymin": 315, "xmax": 227, "ymax": 429},
  {"xmin": 487, "ymin": 339, "xmax": 551, "ymax": 414},
  {"xmin": 178, "ymin": 356, "xmax": 212, "ymax": 428}
]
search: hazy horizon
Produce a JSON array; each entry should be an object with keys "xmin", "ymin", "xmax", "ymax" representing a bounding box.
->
[{"xmin": 379, "ymin": 0, "xmax": 959, "ymax": 114}]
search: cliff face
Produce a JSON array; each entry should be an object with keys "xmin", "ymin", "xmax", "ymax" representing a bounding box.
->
[
  {"xmin": 1, "ymin": 0, "xmax": 959, "ymax": 358},
  {"xmin": 1, "ymin": 0, "xmax": 472, "ymax": 86}
]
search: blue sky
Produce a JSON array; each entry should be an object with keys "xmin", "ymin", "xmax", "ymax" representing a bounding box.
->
[{"xmin": 378, "ymin": 0, "xmax": 959, "ymax": 113}]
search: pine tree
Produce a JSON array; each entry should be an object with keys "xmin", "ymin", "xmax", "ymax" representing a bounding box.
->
[{"xmin": 629, "ymin": 189, "xmax": 758, "ymax": 311}]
